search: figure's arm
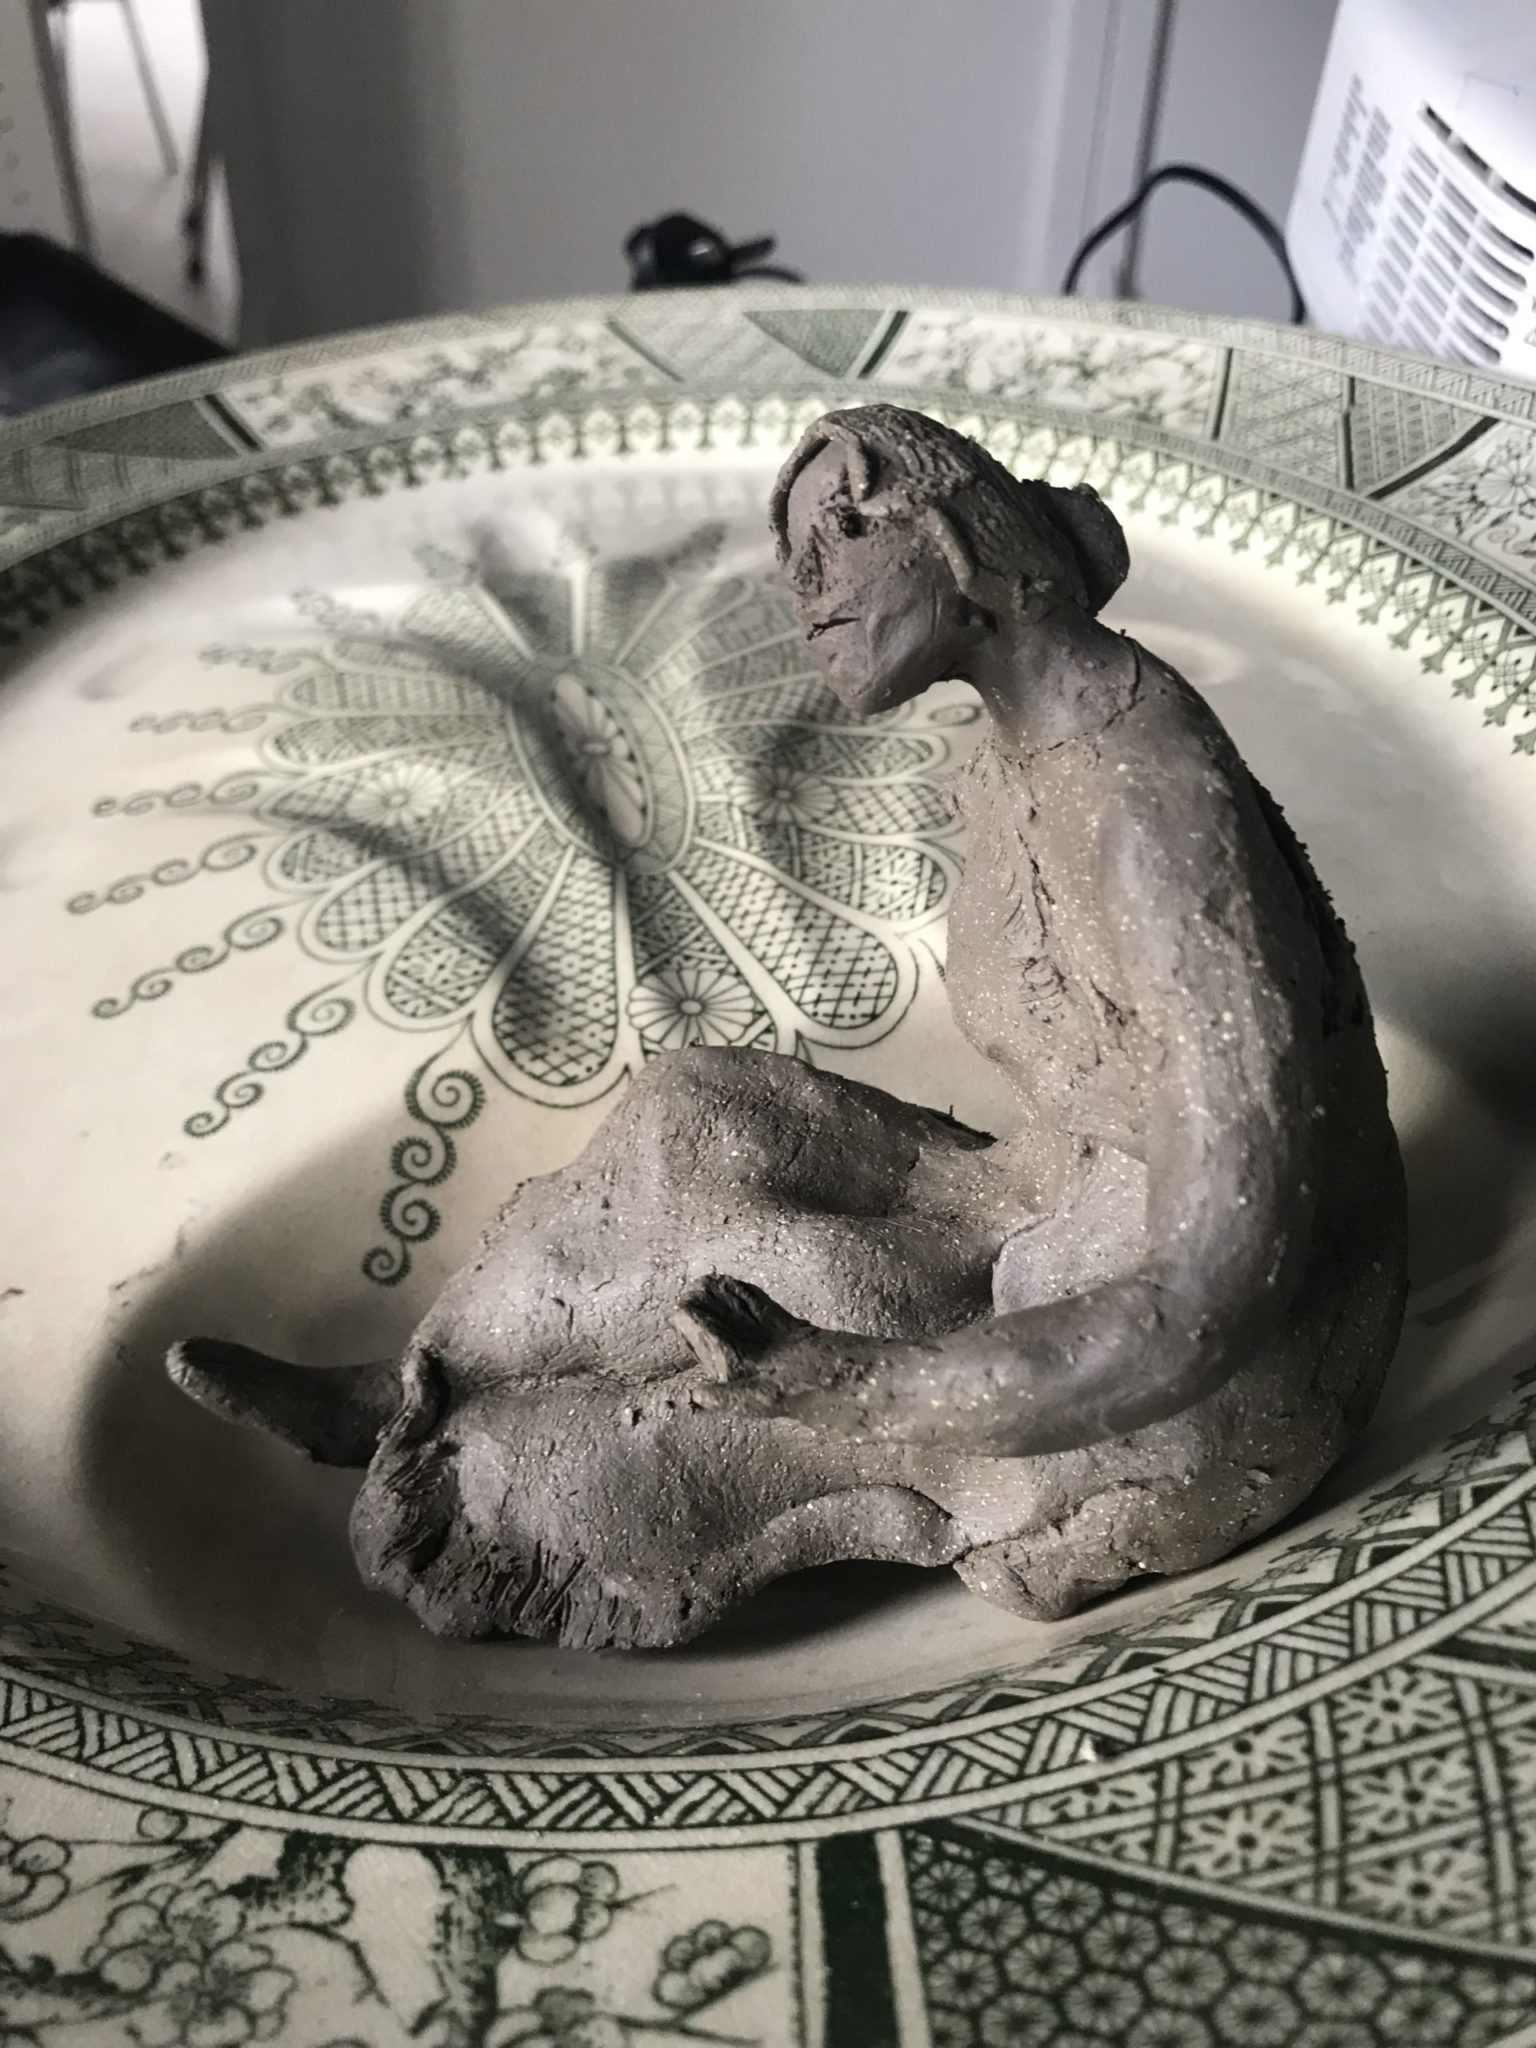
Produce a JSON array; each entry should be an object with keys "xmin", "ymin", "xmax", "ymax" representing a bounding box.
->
[{"xmin": 681, "ymin": 722, "xmax": 1322, "ymax": 1456}]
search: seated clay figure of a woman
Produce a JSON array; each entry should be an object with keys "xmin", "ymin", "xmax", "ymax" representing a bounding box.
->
[{"xmin": 171, "ymin": 406, "xmax": 1407, "ymax": 1649}]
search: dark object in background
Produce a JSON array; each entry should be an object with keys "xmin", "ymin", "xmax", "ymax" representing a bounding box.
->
[
  {"xmin": 1062, "ymin": 164, "xmax": 1306, "ymax": 325},
  {"xmin": 0, "ymin": 234, "xmax": 227, "ymax": 417},
  {"xmin": 625, "ymin": 212, "xmax": 803, "ymax": 290}
]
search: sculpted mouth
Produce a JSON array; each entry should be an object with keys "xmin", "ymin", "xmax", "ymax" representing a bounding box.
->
[{"xmin": 806, "ymin": 615, "xmax": 857, "ymax": 640}]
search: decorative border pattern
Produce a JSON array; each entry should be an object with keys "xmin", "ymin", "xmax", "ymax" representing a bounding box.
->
[
  {"xmin": 5, "ymin": 376, "xmax": 1533, "ymax": 732},
  {"xmin": 1, "ymin": 1382, "xmax": 1532, "ymax": 1851}
]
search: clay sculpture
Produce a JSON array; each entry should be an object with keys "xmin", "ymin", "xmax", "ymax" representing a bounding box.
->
[{"xmin": 168, "ymin": 405, "xmax": 1408, "ymax": 1649}]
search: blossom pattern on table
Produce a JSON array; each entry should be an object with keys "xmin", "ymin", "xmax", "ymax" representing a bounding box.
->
[
  {"xmin": 0, "ymin": 1806, "xmax": 782, "ymax": 2048},
  {"xmin": 0, "ymin": 1831, "xmax": 69, "ymax": 1920},
  {"xmin": 87, "ymin": 1881, "xmax": 296, "ymax": 2047}
]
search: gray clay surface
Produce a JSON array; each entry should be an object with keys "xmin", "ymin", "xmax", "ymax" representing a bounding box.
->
[{"xmin": 169, "ymin": 405, "xmax": 1408, "ymax": 1649}]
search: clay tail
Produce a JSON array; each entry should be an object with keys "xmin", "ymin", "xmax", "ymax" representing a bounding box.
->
[{"xmin": 166, "ymin": 1338, "xmax": 402, "ymax": 1466}]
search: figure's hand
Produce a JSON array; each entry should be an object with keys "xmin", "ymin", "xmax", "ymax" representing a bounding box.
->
[
  {"xmin": 672, "ymin": 1274, "xmax": 844, "ymax": 1422},
  {"xmin": 674, "ymin": 1274, "xmax": 959, "ymax": 1438}
]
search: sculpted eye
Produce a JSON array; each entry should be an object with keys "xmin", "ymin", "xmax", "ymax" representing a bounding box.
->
[
  {"xmin": 835, "ymin": 505, "xmax": 867, "ymax": 539},
  {"xmin": 791, "ymin": 531, "xmax": 827, "ymax": 596}
]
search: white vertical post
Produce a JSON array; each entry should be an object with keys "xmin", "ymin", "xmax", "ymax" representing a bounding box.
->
[{"xmin": 0, "ymin": 0, "xmax": 90, "ymax": 246}]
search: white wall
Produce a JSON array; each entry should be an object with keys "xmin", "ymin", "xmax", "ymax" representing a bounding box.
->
[
  {"xmin": 0, "ymin": 0, "xmax": 86, "ymax": 243},
  {"xmin": 202, "ymin": 0, "xmax": 1153, "ymax": 343},
  {"xmin": 203, "ymin": 0, "xmax": 1341, "ymax": 345},
  {"xmin": 1130, "ymin": 0, "xmax": 1341, "ymax": 320}
]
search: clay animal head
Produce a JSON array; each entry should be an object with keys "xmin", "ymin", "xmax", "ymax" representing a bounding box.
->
[
  {"xmin": 167, "ymin": 1311, "xmax": 958, "ymax": 1651},
  {"xmin": 769, "ymin": 404, "xmax": 1128, "ymax": 713}
]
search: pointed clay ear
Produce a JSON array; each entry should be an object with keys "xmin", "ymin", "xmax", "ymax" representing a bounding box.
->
[
  {"xmin": 672, "ymin": 1275, "xmax": 807, "ymax": 1381},
  {"xmin": 377, "ymin": 1350, "xmax": 449, "ymax": 1452},
  {"xmin": 166, "ymin": 1339, "xmax": 403, "ymax": 1468}
]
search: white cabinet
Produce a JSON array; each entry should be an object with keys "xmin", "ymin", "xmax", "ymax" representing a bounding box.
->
[{"xmin": 0, "ymin": 0, "xmax": 87, "ymax": 244}]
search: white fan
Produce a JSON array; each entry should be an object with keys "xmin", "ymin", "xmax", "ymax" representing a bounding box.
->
[{"xmin": 1288, "ymin": 0, "xmax": 1536, "ymax": 374}]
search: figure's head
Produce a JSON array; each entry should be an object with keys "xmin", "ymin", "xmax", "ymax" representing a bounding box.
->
[{"xmin": 769, "ymin": 405, "xmax": 1128, "ymax": 713}]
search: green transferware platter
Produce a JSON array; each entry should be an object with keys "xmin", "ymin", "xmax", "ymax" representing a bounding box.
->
[{"xmin": 3, "ymin": 288, "xmax": 1536, "ymax": 2046}]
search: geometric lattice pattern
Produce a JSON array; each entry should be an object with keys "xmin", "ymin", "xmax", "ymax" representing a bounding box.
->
[
  {"xmin": 1219, "ymin": 351, "xmax": 1349, "ymax": 484},
  {"xmin": 1348, "ymin": 379, "xmax": 1477, "ymax": 493},
  {"xmin": 905, "ymin": 1820, "xmax": 1536, "ymax": 2048},
  {"xmin": 746, "ymin": 306, "xmax": 891, "ymax": 377}
]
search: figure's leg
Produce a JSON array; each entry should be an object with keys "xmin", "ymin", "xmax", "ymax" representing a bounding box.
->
[
  {"xmin": 953, "ymin": 1360, "xmax": 1353, "ymax": 1622},
  {"xmin": 613, "ymin": 1046, "xmax": 1023, "ymax": 1336},
  {"xmin": 743, "ymin": 1202, "xmax": 1002, "ymax": 1339},
  {"xmin": 618, "ymin": 1046, "xmax": 995, "ymax": 1208}
]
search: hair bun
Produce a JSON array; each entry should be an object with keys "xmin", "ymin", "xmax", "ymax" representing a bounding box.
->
[{"xmin": 1037, "ymin": 482, "xmax": 1129, "ymax": 615}]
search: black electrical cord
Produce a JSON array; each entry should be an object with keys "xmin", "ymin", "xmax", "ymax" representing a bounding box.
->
[
  {"xmin": 1062, "ymin": 163, "xmax": 1307, "ymax": 324},
  {"xmin": 729, "ymin": 263, "xmax": 805, "ymax": 284}
]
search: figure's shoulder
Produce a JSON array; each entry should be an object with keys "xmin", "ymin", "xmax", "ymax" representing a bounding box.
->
[
  {"xmin": 1114, "ymin": 641, "xmax": 1237, "ymax": 756},
  {"xmin": 950, "ymin": 730, "xmax": 1016, "ymax": 812},
  {"xmin": 1092, "ymin": 643, "xmax": 1286, "ymax": 923},
  {"xmin": 1093, "ymin": 644, "xmax": 1247, "ymax": 824}
]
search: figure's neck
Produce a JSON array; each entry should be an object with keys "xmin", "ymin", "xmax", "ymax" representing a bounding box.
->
[{"xmin": 968, "ymin": 608, "xmax": 1136, "ymax": 755}]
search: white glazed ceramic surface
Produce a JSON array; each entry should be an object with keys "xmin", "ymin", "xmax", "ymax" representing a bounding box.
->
[{"xmin": 2, "ymin": 291, "xmax": 1536, "ymax": 2046}]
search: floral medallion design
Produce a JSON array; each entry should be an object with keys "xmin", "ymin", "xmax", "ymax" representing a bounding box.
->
[
  {"xmin": 4, "ymin": 290, "xmax": 1536, "ymax": 2044},
  {"xmin": 0, "ymin": 1800, "xmax": 782, "ymax": 2048},
  {"xmin": 219, "ymin": 322, "xmax": 655, "ymax": 447},
  {"xmin": 1382, "ymin": 418, "xmax": 1536, "ymax": 572},
  {"xmin": 870, "ymin": 308, "xmax": 1222, "ymax": 431},
  {"xmin": 75, "ymin": 525, "xmax": 966, "ymax": 1279}
]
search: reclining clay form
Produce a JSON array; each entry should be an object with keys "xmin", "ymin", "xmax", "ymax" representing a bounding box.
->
[{"xmin": 168, "ymin": 406, "xmax": 1408, "ymax": 1650}]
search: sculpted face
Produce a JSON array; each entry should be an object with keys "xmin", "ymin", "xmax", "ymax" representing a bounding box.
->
[{"xmin": 782, "ymin": 440, "xmax": 974, "ymax": 714}]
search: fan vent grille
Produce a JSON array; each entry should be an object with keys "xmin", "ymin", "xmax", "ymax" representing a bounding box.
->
[{"xmin": 1361, "ymin": 104, "xmax": 1534, "ymax": 367}]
